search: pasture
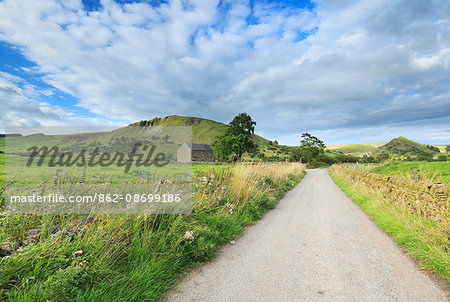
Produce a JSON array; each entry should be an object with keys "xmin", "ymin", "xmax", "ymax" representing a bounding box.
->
[{"xmin": 372, "ymin": 161, "xmax": 450, "ymax": 183}]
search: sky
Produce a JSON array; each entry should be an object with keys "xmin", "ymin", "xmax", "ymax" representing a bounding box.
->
[{"xmin": 0, "ymin": 0, "xmax": 449, "ymax": 145}]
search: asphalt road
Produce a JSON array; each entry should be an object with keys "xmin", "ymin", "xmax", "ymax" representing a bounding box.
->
[{"xmin": 166, "ymin": 169, "xmax": 449, "ymax": 302}]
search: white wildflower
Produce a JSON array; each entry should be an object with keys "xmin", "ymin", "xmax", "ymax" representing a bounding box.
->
[
  {"xmin": 184, "ymin": 231, "xmax": 194, "ymax": 240},
  {"xmin": 72, "ymin": 250, "xmax": 83, "ymax": 257},
  {"xmin": 225, "ymin": 202, "xmax": 234, "ymax": 214}
]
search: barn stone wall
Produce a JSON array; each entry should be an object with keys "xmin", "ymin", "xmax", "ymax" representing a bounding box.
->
[{"xmin": 192, "ymin": 150, "xmax": 215, "ymax": 162}]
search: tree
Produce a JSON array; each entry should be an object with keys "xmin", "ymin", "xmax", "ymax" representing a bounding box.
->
[
  {"xmin": 446, "ymin": 145, "xmax": 450, "ymax": 153},
  {"xmin": 213, "ymin": 113, "xmax": 257, "ymax": 162},
  {"xmin": 425, "ymin": 145, "xmax": 440, "ymax": 153},
  {"xmin": 290, "ymin": 133, "xmax": 325, "ymax": 164},
  {"xmin": 416, "ymin": 152, "xmax": 433, "ymax": 161},
  {"xmin": 437, "ymin": 154, "xmax": 448, "ymax": 162},
  {"xmin": 376, "ymin": 152, "xmax": 389, "ymax": 162}
]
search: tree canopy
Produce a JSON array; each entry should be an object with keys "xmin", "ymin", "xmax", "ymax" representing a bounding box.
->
[
  {"xmin": 213, "ymin": 112, "xmax": 257, "ymax": 161},
  {"xmin": 290, "ymin": 133, "xmax": 325, "ymax": 165}
]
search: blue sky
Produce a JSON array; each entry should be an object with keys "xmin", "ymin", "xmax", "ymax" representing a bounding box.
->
[{"xmin": 0, "ymin": 0, "xmax": 449, "ymax": 145}]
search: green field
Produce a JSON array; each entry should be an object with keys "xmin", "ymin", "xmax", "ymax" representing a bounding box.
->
[
  {"xmin": 372, "ymin": 161, "xmax": 450, "ymax": 183},
  {"xmin": 0, "ymin": 138, "xmax": 4, "ymax": 180},
  {"xmin": 191, "ymin": 163, "xmax": 234, "ymax": 174},
  {"xmin": 0, "ymin": 142, "xmax": 306, "ymax": 301},
  {"xmin": 0, "ymin": 164, "xmax": 306, "ymax": 301}
]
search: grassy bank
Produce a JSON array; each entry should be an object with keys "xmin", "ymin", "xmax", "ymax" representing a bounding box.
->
[
  {"xmin": 330, "ymin": 165, "xmax": 449, "ymax": 281},
  {"xmin": 0, "ymin": 163, "xmax": 305, "ymax": 301},
  {"xmin": 372, "ymin": 161, "xmax": 450, "ymax": 183}
]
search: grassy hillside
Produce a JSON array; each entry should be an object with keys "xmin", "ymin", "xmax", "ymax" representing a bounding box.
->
[
  {"xmin": 2, "ymin": 115, "xmax": 269, "ymax": 157},
  {"xmin": 0, "ymin": 116, "xmax": 272, "ymax": 177},
  {"xmin": 253, "ymin": 143, "xmax": 293, "ymax": 162},
  {"xmin": 372, "ymin": 136, "xmax": 439, "ymax": 157},
  {"xmin": 326, "ymin": 142, "xmax": 385, "ymax": 156},
  {"xmin": 434, "ymin": 145, "xmax": 448, "ymax": 153},
  {"xmin": 130, "ymin": 115, "xmax": 269, "ymax": 146}
]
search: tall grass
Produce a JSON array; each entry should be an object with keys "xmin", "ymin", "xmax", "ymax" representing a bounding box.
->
[
  {"xmin": 0, "ymin": 163, "xmax": 305, "ymax": 301},
  {"xmin": 330, "ymin": 165, "xmax": 449, "ymax": 281}
]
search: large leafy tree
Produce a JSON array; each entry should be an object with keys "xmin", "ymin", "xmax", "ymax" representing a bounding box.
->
[
  {"xmin": 213, "ymin": 113, "xmax": 257, "ymax": 161},
  {"xmin": 290, "ymin": 133, "xmax": 325, "ymax": 164}
]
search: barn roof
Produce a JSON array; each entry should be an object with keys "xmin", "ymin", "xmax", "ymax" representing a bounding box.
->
[{"xmin": 185, "ymin": 143, "xmax": 213, "ymax": 151}]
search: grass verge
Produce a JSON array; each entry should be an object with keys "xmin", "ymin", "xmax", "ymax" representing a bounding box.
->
[
  {"xmin": 0, "ymin": 163, "xmax": 305, "ymax": 301},
  {"xmin": 329, "ymin": 168, "xmax": 450, "ymax": 282}
]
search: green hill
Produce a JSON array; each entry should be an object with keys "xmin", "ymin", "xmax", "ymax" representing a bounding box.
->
[
  {"xmin": 129, "ymin": 115, "xmax": 270, "ymax": 146},
  {"xmin": 372, "ymin": 136, "xmax": 440, "ymax": 156},
  {"xmin": 326, "ymin": 142, "xmax": 386, "ymax": 156},
  {"xmin": 3, "ymin": 115, "xmax": 270, "ymax": 156}
]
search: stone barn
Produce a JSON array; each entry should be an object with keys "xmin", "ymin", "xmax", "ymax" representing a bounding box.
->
[{"xmin": 177, "ymin": 143, "xmax": 214, "ymax": 163}]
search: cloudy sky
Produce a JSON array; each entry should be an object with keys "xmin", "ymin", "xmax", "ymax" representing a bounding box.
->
[{"xmin": 0, "ymin": 0, "xmax": 449, "ymax": 145}]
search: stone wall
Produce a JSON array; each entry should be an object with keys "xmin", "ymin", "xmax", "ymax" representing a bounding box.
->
[
  {"xmin": 331, "ymin": 164, "xmax": 449, "ymax": 227},
  {"xmin": 192, "ymin": 150, "xmax": 215, "ymax": 162}
]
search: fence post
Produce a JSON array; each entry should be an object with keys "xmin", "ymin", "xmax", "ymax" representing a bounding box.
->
[{"xmin": 414, "ymin": 169, "xmax": 419, "ymax": 182}]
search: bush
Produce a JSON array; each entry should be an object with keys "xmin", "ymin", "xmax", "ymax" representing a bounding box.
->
[
  {"xmin": 425, "ymin": 145, "xmax": 440, "ymax": 153},
  {"xmin": 317, "ymin": 154, "xmax": 335, "ymax": 165},
  {"xmin": 376, "ymin": 152, "xmax": 389, "ymax": 162},
  {"xmin": 416, "ymin": 152, "xmax": 433, "ymax": 161},
  {"xmin": 437, "ymin": 155, "xmax": 447, "ymax": 162},
  {"xmin": 335, "ymin": 154, "xmax": 359, "ymax": 163}
]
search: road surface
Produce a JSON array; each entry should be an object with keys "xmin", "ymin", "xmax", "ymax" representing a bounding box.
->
[{"xmin": 166, "ymin": 169, "xmax": 449, "ymax": 302}]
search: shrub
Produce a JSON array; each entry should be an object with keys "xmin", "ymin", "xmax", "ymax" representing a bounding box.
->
[
  {"xmin": 437, "ymin": 155, "xmax": 447, "ymax": 162},
  {"xmin": 416, "ymin": 152, "xmax": 434, "ymax": 161}
]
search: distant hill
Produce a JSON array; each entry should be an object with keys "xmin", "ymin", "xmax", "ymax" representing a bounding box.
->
[
  {"xmin": 2, "ymin": 115, "xmax": 271, "ymax": 158},
  {"xmin": 326, "ymin": 142, "xmax": 386, "ymax": 156},
  {"xmin": 129, "ymin": 115, "xmax": 270, "ymax": 146},
  {"xmin": 371, "ymin": 136, "xmax": 440, "ymax": 156}
]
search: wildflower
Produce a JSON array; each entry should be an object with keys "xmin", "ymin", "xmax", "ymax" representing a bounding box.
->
[
  {"xmin": 72, "ymin": 250, "xmax": 83, "ymax": 257},
  {"xmin": 225, "ymin": 202, "xmax": 234, "ymax": 214},
  {"xmin": 184, "ymin": 230, "xmax": 194, "ymax": 240},
  {"xmin": 78, "ymin": 260, "xmax": 87, "ymax": 267}
]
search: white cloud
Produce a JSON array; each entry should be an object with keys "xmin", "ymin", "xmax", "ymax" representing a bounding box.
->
[
  {"xmin": 0, "ymin": 72, "xmax": 120, "ymax": 132},
  {"xmin": 0, "ymin": 0, "xmax": 448, "ymax": 144}
]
